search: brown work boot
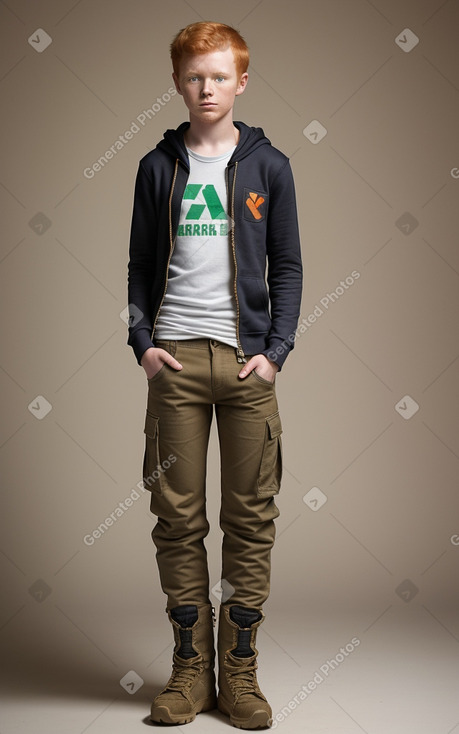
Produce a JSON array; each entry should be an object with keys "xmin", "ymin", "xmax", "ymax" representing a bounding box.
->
[
  {"xmin": 150, "ymin": 602, "xmax": 217, "ymax": 724},
  {"xmin": 217, "ymin": 604, "xmax": 272, "ymax": 729}
]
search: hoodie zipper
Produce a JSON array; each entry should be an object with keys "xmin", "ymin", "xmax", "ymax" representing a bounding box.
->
[
  {"xmin": 228, "ymin": 161, "xmax": 247, "ymax": 364},
  {"xmin": 151, "ymin": 158, "xmax": 179, "ymax": 340}
]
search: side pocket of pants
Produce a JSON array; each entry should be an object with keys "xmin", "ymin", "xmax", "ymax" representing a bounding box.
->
[
  {"xmin": 142, "ymin": 410, "xmax": 166, "ymax": 495},
  {"xmin": 257, "ymin": 411, "xmax": 283, "ymax": 498}
]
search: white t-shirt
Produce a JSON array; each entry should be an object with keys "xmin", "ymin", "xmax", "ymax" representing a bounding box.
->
[{"xmin": 154, "ymin": 146, "xmax": 238, "ymax": 347}]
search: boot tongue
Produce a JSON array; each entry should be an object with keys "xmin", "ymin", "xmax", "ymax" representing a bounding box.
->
[
  {"xmin": 231, "ymin": 629, "xmax": 253, "ymax": 657},
  {"xmin": 177, "ymin": 629, "xmax": 198, "ymax": 659},
  {"xmin": 229, "ymin": 606, "xmax": 262, "ymax": 658},
  {"xmin": 170, "ymin": 604, "xmax": 198, "ymax": 627},
  {"xmin": 170, "ymin": 605, "xmax": 199, "ymax": 659},
  {"xmin": 229, "ymin": 606, "xmax": 262, "ymax": 628}
]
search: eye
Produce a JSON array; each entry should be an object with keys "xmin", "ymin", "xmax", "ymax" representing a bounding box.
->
[{"xmin": 215, "ymin": 76, "xmax": 225, "ymax": 82}]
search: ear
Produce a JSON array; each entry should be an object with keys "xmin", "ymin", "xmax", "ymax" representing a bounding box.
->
[
  {"xmin": 235, "ymin": 72, "xmax": 249, "ymax": 97},
  {"xmin": 172, "ymin": 72, "xmax": 183, "ymax": 96}
]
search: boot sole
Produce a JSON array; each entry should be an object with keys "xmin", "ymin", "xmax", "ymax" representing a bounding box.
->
[
  {"xmin": 218, "ymin": 696, "xmax": 272, "ymax": 729},
  {"xmin": 150, "ymin": 694, "xmax": 217, "ymax": 724}
]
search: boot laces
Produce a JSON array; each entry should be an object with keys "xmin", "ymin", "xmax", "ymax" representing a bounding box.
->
[
  {"xmin": 227, "ymin": 661, "xmax": 263, "ymax": 700},
  {"xmin": 166, "ymin": 657, "xmax": 203, "ymax": 692}
]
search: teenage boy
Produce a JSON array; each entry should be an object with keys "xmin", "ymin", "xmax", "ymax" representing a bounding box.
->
[{"xmin": 127, "ymin": 21, "xmax": 302, "ymax": 730}]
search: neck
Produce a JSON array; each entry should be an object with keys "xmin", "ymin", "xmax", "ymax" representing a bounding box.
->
[{"xmin": 184, "ymin": 114, "xmax": 239, "ymax": 155}]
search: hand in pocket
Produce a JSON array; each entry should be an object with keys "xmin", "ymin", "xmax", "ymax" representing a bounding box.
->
[{"xmin": 141, "ymin": 347, "xmax": 182, "ymax": 380}]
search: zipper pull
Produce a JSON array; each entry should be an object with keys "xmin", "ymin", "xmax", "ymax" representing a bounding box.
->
[{"xmin": 236, "ymin": 346, "xmax": 247, "ymax": 364}]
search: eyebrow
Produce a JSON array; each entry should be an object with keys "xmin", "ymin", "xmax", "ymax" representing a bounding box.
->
[{"xmin": 184, "ymin": 70, "xmax": 228, "ymax": 75}]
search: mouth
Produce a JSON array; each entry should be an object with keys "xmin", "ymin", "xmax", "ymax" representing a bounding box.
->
[{"xmin": 200, "ymin": 102, "xmax": 217, "ymax": 107}]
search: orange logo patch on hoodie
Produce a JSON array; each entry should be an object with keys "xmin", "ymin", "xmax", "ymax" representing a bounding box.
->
[{"xmin": 244, "ymin": 189, "xmax": 267, "ymax": 221}]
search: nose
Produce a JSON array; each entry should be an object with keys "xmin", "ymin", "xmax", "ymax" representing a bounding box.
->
[{"xmin": 201, "ymin": 79, "xmax": 214, "ymax": 97}]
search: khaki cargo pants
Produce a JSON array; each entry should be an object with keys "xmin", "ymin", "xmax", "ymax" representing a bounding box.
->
[{"xmin": 142, "ymin": 338, "xmax": 282, "ymax": 611}]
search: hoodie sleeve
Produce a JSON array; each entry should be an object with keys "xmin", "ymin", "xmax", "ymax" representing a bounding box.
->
[
  {"xmin": 127, "ymin": 161, "xmax": 156, "ymax": 364},
  {"xmin": 263, "ymin": 159, "xmax": 303, "ymax": 369}
]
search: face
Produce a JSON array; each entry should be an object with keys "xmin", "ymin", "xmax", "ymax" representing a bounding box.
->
[{"xmin": 173, "ymin": 47, "xmax": 248, "ymax": 125}]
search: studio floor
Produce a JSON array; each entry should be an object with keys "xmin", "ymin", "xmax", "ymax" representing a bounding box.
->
[{"xmin": 1, "ymin": 604, "xmax": 458, "ymax": 734}]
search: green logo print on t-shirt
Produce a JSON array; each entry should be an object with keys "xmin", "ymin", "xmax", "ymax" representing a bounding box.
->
[{"xmin": 178, "ymin": 184, "xmax": 230, "ymax": 237}]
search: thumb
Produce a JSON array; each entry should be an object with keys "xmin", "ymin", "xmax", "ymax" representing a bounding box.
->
[
  {"xmin": 162, "ymin": 352, "xmax": 183, "ymax": 371},
  {"xmin": 238, "ymin": 357, "xmax": 256, "ymax": 379}
]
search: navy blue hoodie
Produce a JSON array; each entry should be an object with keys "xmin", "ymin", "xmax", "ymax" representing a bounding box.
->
[{"xmin": 127, "ymin": 121, "xmax": 302, "ymax": 369}]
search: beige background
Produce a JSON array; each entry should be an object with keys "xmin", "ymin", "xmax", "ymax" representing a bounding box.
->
[{"xmin": 1, "ymin": 1, "xmax": 458, "ymax": 732}]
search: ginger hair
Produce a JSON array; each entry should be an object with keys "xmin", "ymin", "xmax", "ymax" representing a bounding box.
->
[{"xmin": 170, "ymin": 21, "xmax": 249, "ymax": 77}]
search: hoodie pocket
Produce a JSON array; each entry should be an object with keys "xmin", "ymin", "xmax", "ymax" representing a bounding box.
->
[
  {"xmin": 238, "ymin": 277, "xmax": 271, "ymax": 333},
  {"xmin": 257, "ymin": 411, "xmax": 283, "ymax": 498}
]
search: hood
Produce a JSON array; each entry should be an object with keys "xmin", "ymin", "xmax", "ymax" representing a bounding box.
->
[{"xmin": 157, "ymin": 121, "xmax": 271, "ymax": 169}]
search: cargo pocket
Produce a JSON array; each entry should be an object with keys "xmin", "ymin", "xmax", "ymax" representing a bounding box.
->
[
  {"xmin": 257, "ymin": 411, "xmax": 283, "ymax": 498},
  {"xmin": 142, "ymin": 411, "xmax": 165, "ymax": 495}
]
